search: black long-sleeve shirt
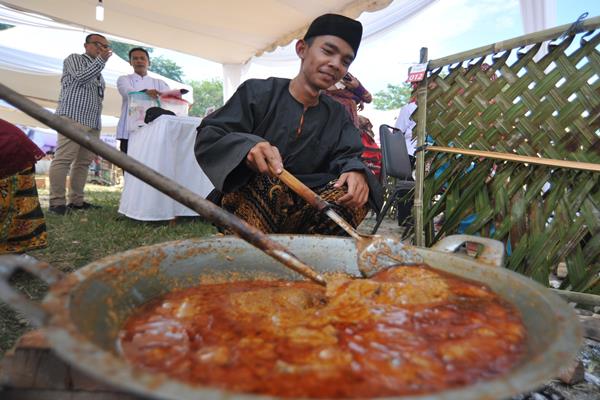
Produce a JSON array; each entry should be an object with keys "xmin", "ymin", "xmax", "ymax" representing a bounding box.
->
[{"xmin": 194, "ymin": 77, "xmax": 383, "ymax": 211}]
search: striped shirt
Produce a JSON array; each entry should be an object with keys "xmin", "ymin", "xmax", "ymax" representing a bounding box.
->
[{"xmin": 55, "ymin": 53, "xmax": 106, "ymax": 130}]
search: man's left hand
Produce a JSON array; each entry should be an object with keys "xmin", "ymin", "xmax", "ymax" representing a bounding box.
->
[
  {"xmin": 145, "ymin": 89, "xmax": 160, "ymax": 98},
  {"xmin": 334, "ymin": 171, "xmax": 369, "ymax": 208},
  {"xmin": 342, "ymin": 72, "xmax": 360, "ymax": 90}
]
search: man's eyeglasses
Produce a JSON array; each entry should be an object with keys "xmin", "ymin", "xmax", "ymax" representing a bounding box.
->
[{"xmin": 88, "ymin": 41, "xmax": 111, "ymax": 49}]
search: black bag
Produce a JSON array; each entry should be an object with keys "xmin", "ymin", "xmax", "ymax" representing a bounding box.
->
[
  {"xmin": 206, "ymin": 188, "xmax": 224, "ymax": 206},
  {"xmin": 144, "ymin": 107, "xmax": 175, "ymax": 124}
]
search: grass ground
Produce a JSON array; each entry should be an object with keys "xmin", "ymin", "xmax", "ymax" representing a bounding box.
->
[{"xmin": 0, "ymin": 183, "xmax": 216, "ymax": 356}]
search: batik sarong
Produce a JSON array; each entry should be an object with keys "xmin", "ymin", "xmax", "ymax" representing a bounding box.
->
[
  {"xmin": 221, "ymin": 174, "xmax": 367, "ymax": 235},
  {"xmin": 0, "ymin": 167, "xmax": 47, "ymax": 254}
]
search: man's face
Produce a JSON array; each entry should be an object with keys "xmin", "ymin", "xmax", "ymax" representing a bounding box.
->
[
  {"xmin": 298, "ymin": 35, "xmax": 355, "ymax": 90},
  {"xmin": 84, "ymin": 35, "xmax": 110, "ymax": 59},
  {"xmin": 130, "ymin": 50, "xmax": 150, "ymax": 76}
]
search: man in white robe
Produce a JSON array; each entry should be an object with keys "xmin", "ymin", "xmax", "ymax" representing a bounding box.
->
[{"xmin": 116, "ymin": 47, "xmax": 169, "ymax": 153}]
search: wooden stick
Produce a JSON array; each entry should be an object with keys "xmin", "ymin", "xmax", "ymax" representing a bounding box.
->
[
  {"xmin": 278, "ymin": 170, "xmax": 329, "ymax": 211},
  {"xmin": 414, "ymin": 47, "xmax": 429, "ymax": 247},
  {"xmin": 551, "ymin": 288, "xmax": 600, "ymax": 307},
  {"xmin": 427, "ymin": 146, "xmax": 600, "ymax": 173},
  {"xmin": 277, "ymin": 169, "xmax": 362, "ymax": 241}
]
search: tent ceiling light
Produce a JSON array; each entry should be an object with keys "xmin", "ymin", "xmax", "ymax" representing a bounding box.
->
[{"xmin": 96, "ymin": 0, "xmax": 104, "ymax": 21}]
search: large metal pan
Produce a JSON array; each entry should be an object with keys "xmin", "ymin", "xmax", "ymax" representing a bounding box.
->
[{"xmin": 0, "ymin": 234, "xmax": 581, "ymax": 400}]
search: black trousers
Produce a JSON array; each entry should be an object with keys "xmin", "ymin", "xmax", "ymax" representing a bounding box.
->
[{"xmin": 396, "ymin": 189, "xmax": 413, "ymax": 226}]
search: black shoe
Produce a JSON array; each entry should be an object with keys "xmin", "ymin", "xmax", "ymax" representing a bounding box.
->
[
  {"xmin": 48, "ymin": 205, "xmax": 69, "ymax": 215},
  {"xmin": 68, "ymin": 202, "xmax": 102, "ymax": 210}
]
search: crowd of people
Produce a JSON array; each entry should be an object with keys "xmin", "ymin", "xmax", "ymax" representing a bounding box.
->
[
  {"xmin": 47, "ymin": 36, "xmax": 173, "ymax": 216},
  {"xmin": 1, "ymin": 12, "xmax": 419, "ymax": 256}
]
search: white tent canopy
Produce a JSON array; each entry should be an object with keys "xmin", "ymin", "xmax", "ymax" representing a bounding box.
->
[
  {"xmin": 0, "ymin": 0, "xmax": 401, "ymax": 64},
  {"xmin": 0, "ymin": 25, "xmax": 192, "ymax": 123},
  {"xmin": 0, "ymin": 0, "xmax": 437, "ymax": 99},
  {"xmin": 0, "ymin": 0, "xmax": 555, "ymax": 127}
]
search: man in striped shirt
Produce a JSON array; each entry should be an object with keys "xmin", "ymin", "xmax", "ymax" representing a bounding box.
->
[{"xmin": 48, "ymin": 33, "xmax": 112, "ymax": 215}]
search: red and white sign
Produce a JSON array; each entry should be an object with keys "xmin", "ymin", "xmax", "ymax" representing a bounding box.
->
[{"xmin": 406, "ymin": 63, "xmax": 428, "ymax": 83}]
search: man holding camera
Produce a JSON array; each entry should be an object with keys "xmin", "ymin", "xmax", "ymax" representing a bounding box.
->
[
  {"xmin": 195, "ymin": 14, "xmax": 382, "ymax": 235},
  {"xmin": 324, "ymin": 71, "xmax": 372, "ymax": 128},
  {"xmin": 48, "ymin": 33, "xmax": 112, "ymax": 215}
]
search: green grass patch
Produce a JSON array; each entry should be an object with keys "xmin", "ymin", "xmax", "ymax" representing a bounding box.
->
[{"xmin": 1, "ymin": 184, "xmax": 216, "ymax": 356}]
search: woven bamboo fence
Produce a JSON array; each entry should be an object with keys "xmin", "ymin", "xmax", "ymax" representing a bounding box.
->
[{"xmin": 413, "ymin": 16, "xmax": 600, "ymax": 294}]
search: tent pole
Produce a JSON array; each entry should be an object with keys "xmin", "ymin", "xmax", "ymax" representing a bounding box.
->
[{"xmin": 414, "ymin": 47, "xmax": 428, "ymax": 247}]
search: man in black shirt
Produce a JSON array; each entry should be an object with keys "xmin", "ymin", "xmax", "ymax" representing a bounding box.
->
[{"xmin": 195, "ymin": 14, "xmax": 382, "ymax": 234}]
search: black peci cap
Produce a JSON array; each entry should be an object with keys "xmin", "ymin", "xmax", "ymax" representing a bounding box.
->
[{"xmin": 303, "ymin": 13, "xmax": 363, "ymax": 56}]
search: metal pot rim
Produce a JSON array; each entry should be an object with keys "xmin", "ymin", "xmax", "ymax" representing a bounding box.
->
[{"xmin": 37, "ymin": 235, "xmax": 582, "ymax": 400}]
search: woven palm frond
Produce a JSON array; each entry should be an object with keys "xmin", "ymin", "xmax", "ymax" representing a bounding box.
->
[{"xmin": 416, "ymin": 23, "xmax": 600, "ymax": 293}]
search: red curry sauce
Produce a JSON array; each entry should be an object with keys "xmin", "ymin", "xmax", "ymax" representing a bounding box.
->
[{"xmin": 118, "ymin": 265, "xmax": 526, "ymax": 398}]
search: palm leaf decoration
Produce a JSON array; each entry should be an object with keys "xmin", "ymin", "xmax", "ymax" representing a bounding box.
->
[{"xmin": 413, "ymin": 22, "xmax": 600, "ymax": 294}]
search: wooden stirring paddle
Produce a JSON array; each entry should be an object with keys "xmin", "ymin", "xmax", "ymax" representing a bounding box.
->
[{"xmin": 276, "ymin": 169, "xmax": 421, "ymax": 277}]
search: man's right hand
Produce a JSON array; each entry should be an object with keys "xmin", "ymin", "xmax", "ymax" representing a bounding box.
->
[
  {"xmin": 245, "ymin": 142, "xmax": 283, "ymax": 177},
  {"xmin": 100, "ymin": 48, "xmax": 113, "ymax": 61},
  {"xmin": 145, "ymin": 89, "xmax": 160, "ymax": 98}
]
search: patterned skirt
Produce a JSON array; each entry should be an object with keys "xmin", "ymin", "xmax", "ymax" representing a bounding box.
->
[
  {"xmin": 221, "ymin": 175, "xmax": 368, "ymax": 235},
  {"xmin": 0, "ymin": 167, "xmax": 47, "ymax": 254}
]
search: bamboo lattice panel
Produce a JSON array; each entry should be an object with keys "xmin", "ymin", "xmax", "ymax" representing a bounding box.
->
[{"xmin": 421, "ymin": 29, "xmax": 600, "ymax": 293}]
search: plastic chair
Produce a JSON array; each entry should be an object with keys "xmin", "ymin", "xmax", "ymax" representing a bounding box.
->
[{"xmin": 371, "ymin": 124, "xmax": 415, "ymax": 234}]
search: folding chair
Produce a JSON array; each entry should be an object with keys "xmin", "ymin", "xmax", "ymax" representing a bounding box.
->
[{"xmin": 371, "ymin": 124, "xmax": 415, "ymax": 234}]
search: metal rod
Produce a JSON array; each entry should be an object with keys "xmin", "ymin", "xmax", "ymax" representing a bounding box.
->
[
  {"xmin": 324, "ymin": 209, "xmax": 362, "ymax": 241},
  {"xmin": 414, "ymin": 47, "xmax": 428, "ymax": 247},
  {"xmin": 551, "ymin": 288, "xmax": 600, "ymax": 307},
  {"xmin": 0, "ymin": 82, "xmax": 327, "ymax": 286},
  {"xmin": 427, "ymin": 146, "xmax": 600, "ymax": 172}
]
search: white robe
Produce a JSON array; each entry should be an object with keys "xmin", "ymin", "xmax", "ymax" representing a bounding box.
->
[
  {"xmin": 394, "ymin": 102, "xmax": 418, "ymax": 156},
  {"xmin": 116, "ymin": 73, "xmax": 170, "ymax": 140}
]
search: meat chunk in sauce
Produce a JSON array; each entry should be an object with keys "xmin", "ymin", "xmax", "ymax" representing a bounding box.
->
[{"xmin": 119, "ymin": 265, "xmax": 526, "ymax": 398}]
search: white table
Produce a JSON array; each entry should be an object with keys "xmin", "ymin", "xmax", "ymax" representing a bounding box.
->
[{"xmin": 118, "ymin": 115, "xmax": 214, "ymax": 221}]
